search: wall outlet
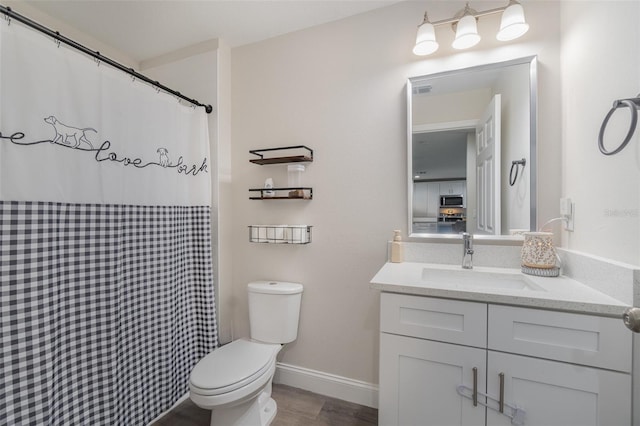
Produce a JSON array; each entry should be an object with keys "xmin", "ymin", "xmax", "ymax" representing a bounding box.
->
[{"xmin": 560, "ymin": 198, "xmax": 574, "ymax": 231}]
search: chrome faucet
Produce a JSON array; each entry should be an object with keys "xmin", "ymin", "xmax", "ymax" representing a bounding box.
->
[{"xmin": 462, "ymin": 232, "xmax": 474, "ymax": 269}]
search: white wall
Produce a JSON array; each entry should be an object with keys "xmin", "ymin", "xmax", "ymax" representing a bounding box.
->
[
  {"xmin": 413, "ymin": 88, "xmax": 491, "ymax": 124},
  {"xmin": 560, "ymin": 1, "xmax": 640, "ymax": 266},
  {"xmin": 231, "ymin": 0, "xmax": 562, "ymax": 386},
  {"xmin": 466, "ymin": 132, "xmax": 478, "ymax": 234},
  {"xmin": 494, "ymin": 64, "xmax": 531, "ymax": 232}
]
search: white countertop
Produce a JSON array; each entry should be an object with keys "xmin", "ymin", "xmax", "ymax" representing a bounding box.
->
[
  {"xmin": 412, "ymin": 217, "xmax": 438, "ymax": 223},
  {"xmin": 370, "ymin": 262, "xmax": 629, "ymax": 317}
]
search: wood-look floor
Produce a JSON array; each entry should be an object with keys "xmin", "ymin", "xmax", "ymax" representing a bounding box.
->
[{"xmin": 153, "ymin": 383, "xmax": 378, "ymax": 426}]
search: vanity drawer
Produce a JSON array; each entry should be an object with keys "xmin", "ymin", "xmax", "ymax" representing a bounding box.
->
[
  {"xmin": 380, "ymin": 293, "xmax": 487, "ymax": 348},
  {"xmin": 488, "ymin": 305, "xmax": 631, "ymax": 372}
]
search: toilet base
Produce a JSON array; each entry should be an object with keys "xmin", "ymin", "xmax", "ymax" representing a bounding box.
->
[{"xmin": 209, "ymin": 386, "xmax": 277, "ymax": 426}]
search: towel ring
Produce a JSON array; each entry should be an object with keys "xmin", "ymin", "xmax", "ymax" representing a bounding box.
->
[
  {"xmin": 509, "ymin": 158, "xmax": 526, "ymax": 186},
  {"xmin": 598, "ymin": 94, "xmax": 640, "ymax": 156}
]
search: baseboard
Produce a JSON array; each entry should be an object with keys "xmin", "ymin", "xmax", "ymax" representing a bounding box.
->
[{"xmin": 273, "ymin": 362, "xmax": 379, "ymax": 409}]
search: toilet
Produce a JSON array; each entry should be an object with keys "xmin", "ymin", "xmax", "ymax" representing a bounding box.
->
[{"xmin": 189, "ymin": 281, "xmax": 303, "ymax": 426}]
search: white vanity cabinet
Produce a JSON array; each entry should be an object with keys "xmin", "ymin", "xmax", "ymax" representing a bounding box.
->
[{"xmin": 379, "ymin": 293, "xmax": 632, "ymax": 426}]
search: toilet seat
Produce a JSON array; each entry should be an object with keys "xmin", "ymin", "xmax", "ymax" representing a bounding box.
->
[{"xmin": 190, "ymin": 339, "xmax": 280, "ymax": 397}]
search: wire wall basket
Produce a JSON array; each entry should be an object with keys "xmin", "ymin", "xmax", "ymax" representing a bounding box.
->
[{"xmin": 249, "ymin": 225, "xmax": 312, "ymax": 244}]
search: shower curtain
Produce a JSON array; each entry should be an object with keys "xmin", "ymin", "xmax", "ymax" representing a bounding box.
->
[{"xmin": 0, "ymin": 18, "xmax": 217, "ymax": 425}]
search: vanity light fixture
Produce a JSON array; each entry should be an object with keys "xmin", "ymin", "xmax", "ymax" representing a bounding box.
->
[
  {"xmin": 452, "ymin": 4, "xmax": 481, "ymax": 50},
  {"xmin": 413, "ymin": 0, "xmax": 529, "ymax": 56},
  {"xmin": 413, "ymin": 12, "xmax": 439, "ymax": 56}
]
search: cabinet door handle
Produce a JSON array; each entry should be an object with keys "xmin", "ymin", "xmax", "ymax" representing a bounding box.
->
[
  {"xmin": 472, "ymin": 367, "xmax": 478, "ymax": 407},
  {"xmin": 498, "ymin": 372, "xmax": 505, "ymax": 413},
  {"xmin": 623, "ymin": 307, "xmax": 640, "ymax": 332}
]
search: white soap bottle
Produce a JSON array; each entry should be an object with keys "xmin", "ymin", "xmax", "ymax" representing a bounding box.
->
[
  {"xmin": 264, "ymin": 178, "xmax": 275, "ymax": 198},
  {"xmin": 391, "ymin": 230, "xmax": 403, "ymax": 263}
]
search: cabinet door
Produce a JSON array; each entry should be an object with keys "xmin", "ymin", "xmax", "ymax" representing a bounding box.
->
[
  {"xmin": 426, "ymin": 183, "xmax": 441, "ymax": 217},
  {"xmin": 413, "ymin": 182, "xmax": 428, "ymax": 217},
  {"xmin": 438, "ymin": 181, "xmax": 465, "ymax": 195},
  {"xmin": 379, "ymin": 333, "xmax": 486, "ymax": 426},
  {"xmin": 487, "ymin": 351, "xmax": 631, "ymax": 426},
  {"xmin": 439, "ymin": 181, "xmax": 453, "ymax": 195},
  {"xmin": 450, "ymin": 180, "xmax": 465, "ymax": 195}
]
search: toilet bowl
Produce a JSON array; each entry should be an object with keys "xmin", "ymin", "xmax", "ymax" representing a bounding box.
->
[
  {"xmin": 189, "ymin": 281, "xmax": 303, "ymax": 426},
  {"xmin": 190, "ymin": 339, "xmax": 282, "ymax": 425}
]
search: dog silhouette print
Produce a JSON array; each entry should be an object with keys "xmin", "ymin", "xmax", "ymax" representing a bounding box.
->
[
  {"xmin": 157, "ymin": 148, "xmax": 170, "ymax": 167},
  {"xmin": 44, "ymin": 116, "xmax": 96, "ymax": 149}
]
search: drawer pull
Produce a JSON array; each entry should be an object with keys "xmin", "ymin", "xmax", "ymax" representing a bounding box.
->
[
  {"xmin": 472, "ymin": 367, "xmax": 478, "ymax": 407},
  {"xmin": 456, "ymin": 383, "xmax": 526, "ymax": 425},
  {"xmin": 499, "ymin": 372, "xmax": 505, "ymax": 413}
]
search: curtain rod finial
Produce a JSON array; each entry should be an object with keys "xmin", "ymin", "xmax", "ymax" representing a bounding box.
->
[{"xmin": 205, "ymin": 105, "xmax": 213, "ymax": 114}]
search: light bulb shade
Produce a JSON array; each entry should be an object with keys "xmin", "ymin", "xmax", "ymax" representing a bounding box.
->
[
  {"xmin": 497, "ymin": 2, "xmax": 529, "ymax": 41},
  {"xmin": 452, "ymin": 14, "xmax": 480, "ymax": 50},
  {"xmin": 413, "ymin": 22, "xmax": 439, "ymax": 56}
]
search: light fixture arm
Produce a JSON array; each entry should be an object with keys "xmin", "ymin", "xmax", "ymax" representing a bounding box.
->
[
  {"xmin": 419, "ymin": 12, "xmax": 428, "ymax": 25},
  {"xmin": 429, "ymin": 4, "xmax": 512, "ymax": 28}
]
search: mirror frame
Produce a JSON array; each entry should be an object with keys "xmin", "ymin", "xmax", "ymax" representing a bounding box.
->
[{"xmin": 407, "ymin": 56, "xmax": 538, "ymax": 241}]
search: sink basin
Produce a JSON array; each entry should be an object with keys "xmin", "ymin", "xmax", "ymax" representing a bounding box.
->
[{"xmin": 421, "ymin": 267, "xmax": 544, "ymax": 291}]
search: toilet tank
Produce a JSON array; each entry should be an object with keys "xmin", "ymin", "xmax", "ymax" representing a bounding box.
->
[{"xmin": 248, "ymin": 281, "xmax": 303, "ymax": 344}]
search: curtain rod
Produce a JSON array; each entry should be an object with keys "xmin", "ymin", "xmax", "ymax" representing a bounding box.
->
[{"xmin": 0, "ymin": 5, "xmax": 213, "ymax": 114}]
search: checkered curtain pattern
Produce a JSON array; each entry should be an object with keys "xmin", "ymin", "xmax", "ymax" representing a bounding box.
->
[{"xmin": 0, "ymin": 201, "xmax": 218, "ymax": 425}]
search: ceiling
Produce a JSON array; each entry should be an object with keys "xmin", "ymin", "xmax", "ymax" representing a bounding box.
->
[
  {"xmin": 412, "ymin": 129, "xmax": 471, "ymax": 179},
  {"xmin": 23, "ymin": 0, "xmax": 401, "ymax": 63}
]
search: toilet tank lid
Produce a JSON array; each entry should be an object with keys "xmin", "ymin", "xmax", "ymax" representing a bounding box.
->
[{"xmin": 248, "ymin": 281, "xmax": 303, "ymax": 295}]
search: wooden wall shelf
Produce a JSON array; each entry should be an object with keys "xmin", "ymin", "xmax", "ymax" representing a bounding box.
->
[
  {"xmin": 249, "ymin": 187, "xmax": 313, "ymax": 200},
  {"xmin": 249, "ymin": 145, "xmax": 313, "ymax": 165}
]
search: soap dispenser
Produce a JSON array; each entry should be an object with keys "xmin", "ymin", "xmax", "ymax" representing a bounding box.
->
[{"xmin": 391, "ymin": 230, "xmax": 403, "ymax": 263}]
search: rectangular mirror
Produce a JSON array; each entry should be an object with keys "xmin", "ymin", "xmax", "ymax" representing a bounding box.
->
[{"xmin": 408, "ymin": 56, "xmax": 537, "ymax": 240}]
